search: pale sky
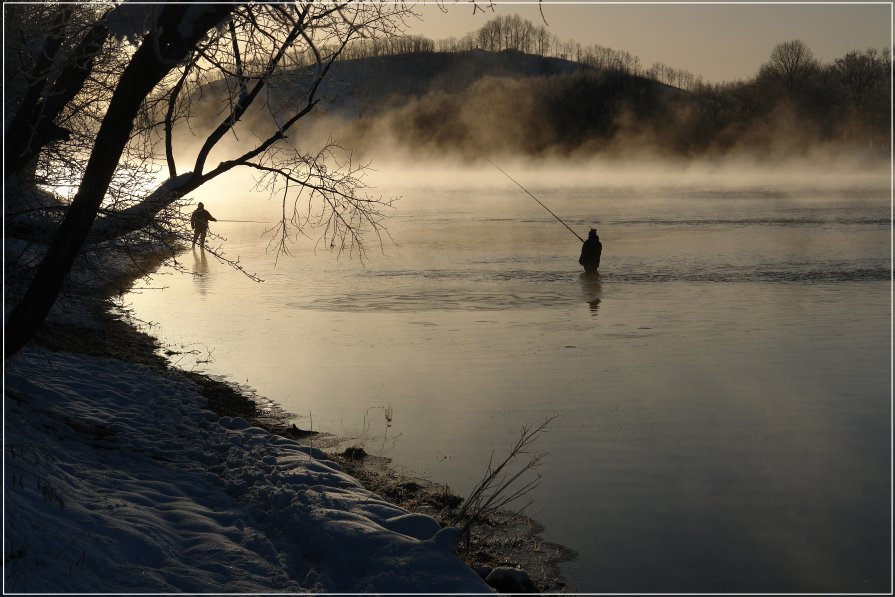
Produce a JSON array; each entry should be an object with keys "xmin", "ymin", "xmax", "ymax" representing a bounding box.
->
[{"xmin": 409, "ymin": 2, "xmax": 893, "ymax": 83}]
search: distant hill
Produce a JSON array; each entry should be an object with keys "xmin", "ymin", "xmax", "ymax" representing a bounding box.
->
[
  {"xmin": 208, "ymin": 47, "xmax": 887, "ymax": 160},
  {"xmin": 264, "ymin": 50, "xmax": 683, "ymax": 158},
  {"xmin": 314, "ymin": 50, "xmax": 597, "ymax": 115}
]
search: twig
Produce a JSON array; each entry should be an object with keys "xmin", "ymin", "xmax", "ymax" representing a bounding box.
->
[{"xmin": 451, "ymin": 415, "xmax": 556, "ymax": 551}]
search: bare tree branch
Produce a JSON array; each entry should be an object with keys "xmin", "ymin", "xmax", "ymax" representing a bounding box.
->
[{"xmin": 451, "ymin": 416, "xmax": 556, "ymax": 553}]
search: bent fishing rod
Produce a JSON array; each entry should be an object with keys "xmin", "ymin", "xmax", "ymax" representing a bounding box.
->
[{"xmin": 487, "ymin": 159, "xmax": 585, "ymax": 243}]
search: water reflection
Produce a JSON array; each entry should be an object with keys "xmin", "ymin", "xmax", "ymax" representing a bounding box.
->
[
  {"xmin": 127, "ymin": 180, "xmax": 891, "ymax": 593},
  {"xmin": 579, "ymin": 272, "xmax": 602, "ymax": 316},
  {"xmin": 192, "ymin": 248, "xmax": 209, "ymax": 295}
]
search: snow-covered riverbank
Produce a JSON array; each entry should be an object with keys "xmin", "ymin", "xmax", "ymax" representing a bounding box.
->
[{"xmin": 4, "ymin": 337, "xmax": 491, "ymax": 592}]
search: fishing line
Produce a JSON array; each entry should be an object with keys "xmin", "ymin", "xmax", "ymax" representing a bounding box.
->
[
  {"xmin": 214, "ymin": 219, "xmax": 270, "ymax": 223},
  {"xmin": 487, "ymin": 159, "xmax": 584, "ymax": 243}
]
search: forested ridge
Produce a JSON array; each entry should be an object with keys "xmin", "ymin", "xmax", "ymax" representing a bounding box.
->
[{"xmin": 311, "ymin": 16, "xmax": 891, "ymax": 159}]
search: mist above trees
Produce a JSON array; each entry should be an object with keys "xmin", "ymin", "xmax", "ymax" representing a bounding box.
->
[{"xmin": 317, "ymin": 17, "xmax": 890, "ymax": 161}]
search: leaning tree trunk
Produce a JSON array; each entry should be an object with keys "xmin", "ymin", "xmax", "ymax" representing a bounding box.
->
[
  {"xmin": 4, "ymin": 4, "xmax": 233, "ymax": 357},
  {"xmin": 4, "ymin": 9, "xmax": 112, "ymax": 177}
]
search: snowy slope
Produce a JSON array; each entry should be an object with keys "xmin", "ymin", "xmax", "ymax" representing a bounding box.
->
[{"xmin": 4, "ymin": 348, "xmax": 489, "ymax": 593}]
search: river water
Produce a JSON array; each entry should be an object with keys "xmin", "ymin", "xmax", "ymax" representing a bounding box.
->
[{"xmin": 126, "ymin": 162, "xmax": 891, "ymax": 592}]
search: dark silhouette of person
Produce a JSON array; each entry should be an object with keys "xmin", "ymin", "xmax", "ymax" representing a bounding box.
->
[
  {"xmin": 190, "ymin": 201, "xmax": 217, "ymax": 248},
  {"xmin": 579, "ymin": 228, "xmax": 602, "ymax": 273}
]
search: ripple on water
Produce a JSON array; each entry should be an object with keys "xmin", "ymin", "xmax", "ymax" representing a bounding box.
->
[{"xmin": 286, "ymin": 263, "xmax": 888, "ymax": 312}]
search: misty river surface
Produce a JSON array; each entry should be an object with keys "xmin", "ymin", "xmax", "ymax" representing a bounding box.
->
[{"xmin": 125, "ymin": 165, "xmax": 891, "ymax": 592}]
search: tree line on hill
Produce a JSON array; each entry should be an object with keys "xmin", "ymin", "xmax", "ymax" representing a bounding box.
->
[
  {"xmin": 332, "ymin": 16, "xmax": 890, "ymax": 157},
  {"xmin": 338, "ymin": 14, "xmax": 717, "ymax": 91}
]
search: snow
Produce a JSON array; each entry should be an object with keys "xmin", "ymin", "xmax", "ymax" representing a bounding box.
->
[{"xmin": 4, "ymin": 347, "xmax": 490, "ymax": 593}]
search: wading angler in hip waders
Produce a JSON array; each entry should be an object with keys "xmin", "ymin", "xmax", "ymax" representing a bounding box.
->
[
  {"xmin": 487, "ymin": 160, "xmax": 602, "ymax": 273},
  {"xmin": 579, "ymin": 228, "xmax": 602, "ymax": 273},
  {"xmin": 190, "ymin": 202, "xmax": 217, "ymax": 249}
]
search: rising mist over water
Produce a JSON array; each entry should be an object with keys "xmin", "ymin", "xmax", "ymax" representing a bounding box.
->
[{"xmin": 171, "ymin": 46, "xmax": 890, "ymax": 177}]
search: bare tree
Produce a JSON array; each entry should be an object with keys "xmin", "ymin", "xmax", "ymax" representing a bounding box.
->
[
  {"xmin": 4, "ymin": 2, "xmax": 413, "ymax": 357},
  {"xmin": 834, "ymin": 48, "xmax": 887, "ymax": 113},
  {"xmin": 5, "ymin": 4, "xmax": 115, "ymax": 178},
  {"xmin": 765, "ymin": 39, "xmax": 820, "ymax": 100}
]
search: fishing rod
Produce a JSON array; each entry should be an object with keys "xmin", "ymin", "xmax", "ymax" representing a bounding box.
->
[{"xmin": 487, "ymin": 159, "xmax": 585, "ymax": 243}]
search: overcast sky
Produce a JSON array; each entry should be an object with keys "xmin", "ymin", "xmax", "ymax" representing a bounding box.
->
[{"xmin": 408, "ymin": 2, "xmax": 893, "ymax": 83}]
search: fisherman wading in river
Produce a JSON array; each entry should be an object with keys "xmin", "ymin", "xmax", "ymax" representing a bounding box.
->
[
  {"xmin": 487, "ymin": 160, "xmax": 604, "ymax": 273},
  {"xmin": 579, "ymin": 228, "xmax": 602, "ymax": 273},
  {"xmin": 190, "ymin": 202, "xmax": 217, "ymax": 249}
]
